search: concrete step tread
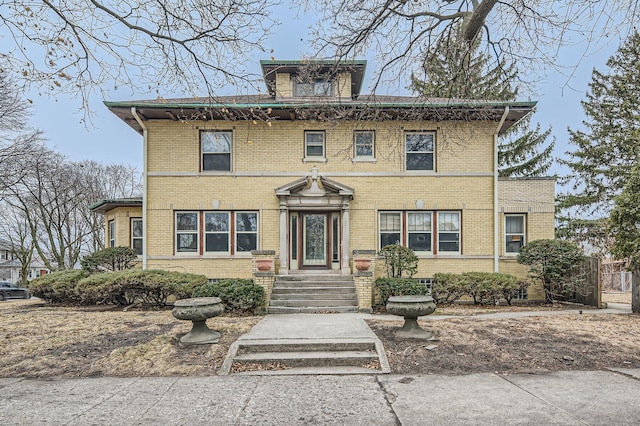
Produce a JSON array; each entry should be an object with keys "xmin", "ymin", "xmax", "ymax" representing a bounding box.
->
[
  {"xmin": 233, "ymin": 366, "xmax": 384, "ymax": 376},
  {"xmin": 267, "ymin": 306, "xmax": 359, "ymax": 314},
  {"xmin": 236, "ymin": 338, "xmax": 377, "ymax": 346},
  {"xmin": 270, "ymin": 300, "xmax": 357, "ymax": 307},
  {"xmin": 234, "ymin": 350, "xmax": 378, "ymax": 361},
  {"xmin": 270, "ymin": 293, "xmax": 357, "ymax": 299}
]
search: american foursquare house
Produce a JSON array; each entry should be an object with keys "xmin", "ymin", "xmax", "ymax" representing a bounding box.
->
[{"xmin": 91, "ymin": 60, "xmax": 555, "ymax": 312}]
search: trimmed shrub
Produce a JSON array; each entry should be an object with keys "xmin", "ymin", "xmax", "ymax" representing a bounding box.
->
[
  {"xmin": 378, "ymin": 244, "xmax": 418, "ymax": 278},
  {"xmin": 81, "ymin": 247, "xmax": 139, "ymax": 272},
  {"xmin": 28, "ymin": 269, "xmax": 90, "ymax": 304},
  {"xmin": 374, "ymin": 277, "xmax": 430, "ymax": 306},
  {"xmin": 431, "ymin": 273, "xmax": 467, "ymax": 305},
  {"xmin": 502, "ymin": 280, "xmax": 531, "ymax": 306},
  {"xmin": 192, "ymin": 279, "xmax": 265, "ymax": 314}
]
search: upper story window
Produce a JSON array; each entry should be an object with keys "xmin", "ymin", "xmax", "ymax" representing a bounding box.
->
[
  {"xmin": 295, "ymin": 79, "xmax": 333, "ymax": 97},
  {"xmin": 201, "ymin": 131, "xmax": 232, "ymax": 171},
  {"xmin": 354, "ymin": 131, "xmax": 375, "ymax": 160},
  {"xmin": 108, "ymin": 220, "xmax": 115, "ymax": 248},
  {"xmin": 304, "ymin": 131, "xmax": 326, "ymax": 161},
  {"xmin": 505, "ymin": 214, "xmax": 526, "ymax": 254},
  {"xmin": 405, "ymin": 132, "xmax": 435, "ymax": 171},
  {"xmin": 131, "ymin": 218, "xmax": 143, "ymax": 256}
]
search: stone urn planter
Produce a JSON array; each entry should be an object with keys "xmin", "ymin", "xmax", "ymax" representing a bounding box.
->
[
  {"xmin": 255, "ymin": 258, "xmax": 273, "ymax": 272},
  {"xmin": 354, "ymin": 258, "xmax": 371, "ymax": 271},
  {"xmin": 386, "ymin": 295, "xmax": 437, "ymax": 340},
  {"xmin": 172, "ymin": 297, "xmax": 224, "ymax": 345}
]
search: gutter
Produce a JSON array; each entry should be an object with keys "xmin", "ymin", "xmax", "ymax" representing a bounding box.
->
[
  {"xmin": 494, "ymin": 107, "xmax": 509, "ymax": 272},
  {"xmin": 131, "ymin": 107, "xmax": 148, "ymax": 270}
]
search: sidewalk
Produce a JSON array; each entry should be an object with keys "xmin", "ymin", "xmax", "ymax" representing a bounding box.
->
[{"xmin": 2, "ymin": 369, "xmax": 640, "ymax": 425}]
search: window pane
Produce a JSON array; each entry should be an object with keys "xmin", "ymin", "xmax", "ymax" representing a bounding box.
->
[
  {"xmin": 203, "ymin": 153, "xmax": 231, "ymax": 171},
  {"xmin": 236, "ymin": 213, "xmax": 257, "ymax": 232},
  {"xmin": 381, "ymin": 233, "xmax": 401, "ymax": 248},
  {"xmin": 409, "ymin": 233, "xmax": 431, "ymax": 251},
  {"xmin": 438, "ymin": 233, "xmax": 459, "ymax": 252},
  {"xmin": 380, "ymin": 213, "xmax": 401, "ymax": 232},
  {"xmin": 506, "ymin": 216, "xmax": 524, "ymax": 234},
  {"xmin": 177, "ymin": 234, "xmax": 198, "ymax": 252},
  {"xmin": 315, "ymin": 81, "xmax": 332, "ymax": 95},
  {"xmin": 296, "ymin": 82, "xmax": 314, "ymax": 96},
  {"xmin": 306, "ymin": 145, "xmax": 324, "ymax": 157},
  {"xmin": 408, "ymin": 213, "xmax": 431, "ymax": 231},
  {"xmin": 132, "ymin": 239, "xmax": 143, "ymax": 255},
  {"xmin": 439, "ymin": 213, "xmax": 460, "ymax": 231},
  {"xmin": 205, "ymin": 213, "xmax": 229, "ymax": 232},
  {"xmin": 177, "ymin": 213, "xmax": 198, "ymax": 231},
  {"xmin": 406, "ymin": 153, "xmax": 433, "ymax": 170},
  {"xmin": 506, "ymin": 236, "xmax": 524, "ymax": 253},
  {"xmin": 206, "ymin": 234, "xmax": 229, "ymax": 252},
  {"xmin": 236, "ymin": 234, "xmax": 257, "ymax": 252},
  {"xmin": 406, "ymin": 133, "xmax": 434, "ymax": 152},
  {"xmin": 132, "ymin": 219, "xmax": 143, "ymax": 238},
  {"xmin": 202, "ymin": 132, "xmax": 231, "ymax": 153},
  {"xmin": 306, "ymin": 132, "xmax": 324, "ymax": 144},
  {"xmin": 355, "ymin": 132, "xmax": 374, "ymax": 157}
]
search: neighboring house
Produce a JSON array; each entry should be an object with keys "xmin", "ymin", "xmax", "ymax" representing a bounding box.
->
[
  {"xmin": 0, "ymin": 238, "xmax": 51, "ymax": 283},
  {"xmin": 92, "ymin": 60, "xmax": 555, "ymax": 309}
]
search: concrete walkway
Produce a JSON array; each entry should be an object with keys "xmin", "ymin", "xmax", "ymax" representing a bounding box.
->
[{"xmin": 2, "ymin": 369, "xmax": 640, "ymax": 425}]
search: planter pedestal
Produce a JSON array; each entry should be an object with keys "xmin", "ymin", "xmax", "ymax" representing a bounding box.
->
[
  {"xmin": 386, "ymin": 295, "xmax": 437, "ymax": 340},
  {"xmin": 172, "ymin": 297, "xmax": 224, "ymax": 345}
]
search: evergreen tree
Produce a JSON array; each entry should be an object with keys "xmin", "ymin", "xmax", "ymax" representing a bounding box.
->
[
  {"xmin": 609, "ymin": 164, "xmax": 640, "ymax": 270},
  {"xmin": 558, "ymin": 32, "xmax": 640, "ymax": 252},
  {"xmin": 411, "ymin": 37, "xmax": 555, "ymax": 177}
]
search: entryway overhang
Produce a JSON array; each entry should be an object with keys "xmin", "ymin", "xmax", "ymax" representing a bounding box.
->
[{"xmin": 275, "ymin": 167, "xmax": 354, "ymax": 275}]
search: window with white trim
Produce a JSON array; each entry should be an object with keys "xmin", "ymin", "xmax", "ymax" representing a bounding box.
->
[
  {"xmin": 505, "ymin": 214, "xmax": 526, "ymax": 254},
  {"xmin": 354, "ymin": 131, "xmax": 375, "ymax": 160},
  {"xmin": 379, "ymin": 212, "xmax": 401, "ymax": 248},
  {"xmin": 407, "ymin": 212, "xmax": 432, "ymax": 253},
  {"xmin": 201, "ymin": 131, "xmax": 232, "ymax": 171},
  {"xmin": 405, "ymin": 132, "xmax": 435, "ymax": 171},
  {"xmin": 176, "ymin": 211, "xmax": 258, "ymax": 255},
  {"xmin": 304, "ymin": 131, "xmax": 326, "ymax": 160},
  {"xmin": 131, "ymin": 218, "xmax": 143, "ymax": 256},
  {"xmin": 437, "ymin": 212, "xmax": 460, "ymax": 253},
  {"xmin": 176, "ymin": 212, "xmax": 199, "ymax": 253},
  {"xmin": 296, "ymin": 80, "xmax": 333, "ymax": 97},
  {"xmin": 108, "ymin": 220, "xmax": 115, "ymax": 248}
]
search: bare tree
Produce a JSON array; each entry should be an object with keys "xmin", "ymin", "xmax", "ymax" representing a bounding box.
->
[
  {"xmin": 303, "ymin": 0, "xmax": 640, "ymax": 92},
  {"xmin": 0, "ymin": 0, "xmax": 280, "ymax": 107},
  {"xmin": 0, "ymin": 202, "xmax": 35, "ymax": 285}
]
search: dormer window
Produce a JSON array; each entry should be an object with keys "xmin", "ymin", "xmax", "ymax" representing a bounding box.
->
[{"xmin": 295, "ymin": 79, "xmax": 333, "ymax": 97}]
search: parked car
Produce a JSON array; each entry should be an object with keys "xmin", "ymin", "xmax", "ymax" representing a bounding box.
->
[{"xmin": 0, "ymin": 282, "xmax": 30, "ymax": 300}]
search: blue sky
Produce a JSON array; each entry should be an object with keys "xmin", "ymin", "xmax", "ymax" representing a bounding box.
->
[{"xmin": 23, "ymin": 5, "xmax": 625, "ymax": 176}]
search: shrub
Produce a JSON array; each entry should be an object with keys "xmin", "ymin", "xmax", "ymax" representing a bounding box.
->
[
  {"xmin": 81, "ymin": 247, "xmax": 138, "ymax": 272},
  {"xmin": 378, "ymin": 244, "xmax": 418, "ymax": 278},
  {"xmin": 192, "ymin": 279, "xmax": 265, "ymax": 314},
  {"xmin": 431, "ymin": 273, "xmax": 466, "ymax": 305},
  {"xmin": 374, "ymin": 277, "xmax": 430, "ymax": 306},
  {"xmin": 517, "ymin": 239, "xmax": 586, "ymax": 303},
  {"xmin": 28, "ymin": 269, "xmax": 90, "ymax": 304}
]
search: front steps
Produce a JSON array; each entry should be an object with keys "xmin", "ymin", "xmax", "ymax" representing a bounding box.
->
[
  {"xmin": 220, "ymin": 338, "xmax": 390, "ymax": 375},
  {"xmin": 268, "ymin": 274, "xmax": 358, "ymax": 313}
]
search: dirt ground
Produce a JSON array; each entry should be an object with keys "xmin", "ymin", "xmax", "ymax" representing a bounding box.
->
[{"xmin": 1, "ymin": 298, "xmax": 638, "ymax": 378}]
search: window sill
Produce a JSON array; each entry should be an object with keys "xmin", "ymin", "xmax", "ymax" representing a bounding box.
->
[
  {"xmin": 352, "ymin": 157, "xmax": 377, "ymax": 163},
  {"xmin": 303, "ymin": 157, "xmax": 327, "ymax": 163},
  {"xmin": 404, "ymin": 170, "xmax": 436, "ymax": 174}
]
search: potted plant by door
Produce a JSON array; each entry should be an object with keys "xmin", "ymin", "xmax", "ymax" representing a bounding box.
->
[{"xmin": 353, "ymin": 257, "xmax": 371, "ymax": 271}]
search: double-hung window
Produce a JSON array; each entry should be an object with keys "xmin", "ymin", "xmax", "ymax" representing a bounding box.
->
[
  {"xmin": 505, "ymin": 214, "xmax": 526, "ymax": 254},
  {"xmin": 235, "ymin": 212, "xmax": 258, "ymax": 252},
  {"xmin": 379, "ymin": 212, "xmax": 402, "ymax": 248},
  {"xmin": 407, "ymin": 212, "xmax": 432, "ymax": 253},
  {"xmin": 202, "ymin": 131, "xmax": 232, "ymax": 171},
  {"xmin": 405, "ymin": 132, "xmax": 435, "ymax": 171},
  {"xmin": 304, "ymin": 131, "xmax": 325, "ymax": 160},
  {"xmin": 176, "ymin": 212, "xmax": 199, "ymax": 253},
  {"xmin": 108, "ymin": 220, "xmax": 115, "ymax": 248},
  {"xmin": 131, "ymin": 218, "xmax": 143, "ymax": 255},
  {"xmin": 354, "ymin": 131, "xmax": 375, "ymax": 160},
  {"xmin": 438, "ymin": 212, "xmax": 460, "ymax": 253},
  {"xmin": 204, "ymin": 212, "xmax": 230, "ymax": 253}
]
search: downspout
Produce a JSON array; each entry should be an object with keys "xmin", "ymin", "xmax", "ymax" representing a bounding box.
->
[
  {"xmin": 494, "ymin": 107, "xmax": 509, "ymax": 273},
  {"xmin": 131, "ymin": 107, "xmax": 148, "ymax": 270}
]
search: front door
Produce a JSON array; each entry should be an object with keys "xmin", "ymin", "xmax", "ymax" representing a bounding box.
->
[{"xmin": 303, "ymin": 213, "xmax": 327, "ymax": 267}]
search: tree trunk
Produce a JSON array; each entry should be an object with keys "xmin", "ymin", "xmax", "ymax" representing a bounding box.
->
[{"xmin": 632, "ymin": 269, "xmax": 640, "ymax": 313}]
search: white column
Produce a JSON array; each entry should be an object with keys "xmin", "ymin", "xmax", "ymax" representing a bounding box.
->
[
  {"xmin": 341, "ymin": 199, "xmax": 351, "ymax": 275},
  {"xmin": 279, "ymin": 200, "xmax": 289, "ymax": 275}
]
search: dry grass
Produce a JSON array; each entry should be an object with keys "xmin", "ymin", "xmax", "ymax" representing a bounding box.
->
[{"xmin": 602, "ymin": 292, "xmax": 632, "ymax": 304}]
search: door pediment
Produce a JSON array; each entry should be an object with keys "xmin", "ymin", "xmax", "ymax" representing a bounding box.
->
[{"xmin": 276, "ymin": 167, "xmax": 353, "ymax": 209}]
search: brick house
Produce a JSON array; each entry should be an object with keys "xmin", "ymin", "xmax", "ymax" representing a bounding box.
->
[{"xmin": 92, "ymin": 60, "xmax": 554, "ymax": 311}]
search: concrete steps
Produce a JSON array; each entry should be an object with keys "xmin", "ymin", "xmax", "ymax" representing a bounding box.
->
[
  {"xmin": 268, "ymin": 274, "xmax": 358, "ymax": 314},
  {"xmin": 220, "ymin": 338, "xmax": 389, "ymax": 375}
]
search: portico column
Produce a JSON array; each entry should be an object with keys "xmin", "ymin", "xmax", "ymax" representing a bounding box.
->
[
  {"xmin": 279, "ymin": 200, "xmax": 289, "ymax": 275},
  {"xmin": 341, "ymin": 199, "xmax": 351, "ymax": 275}
]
